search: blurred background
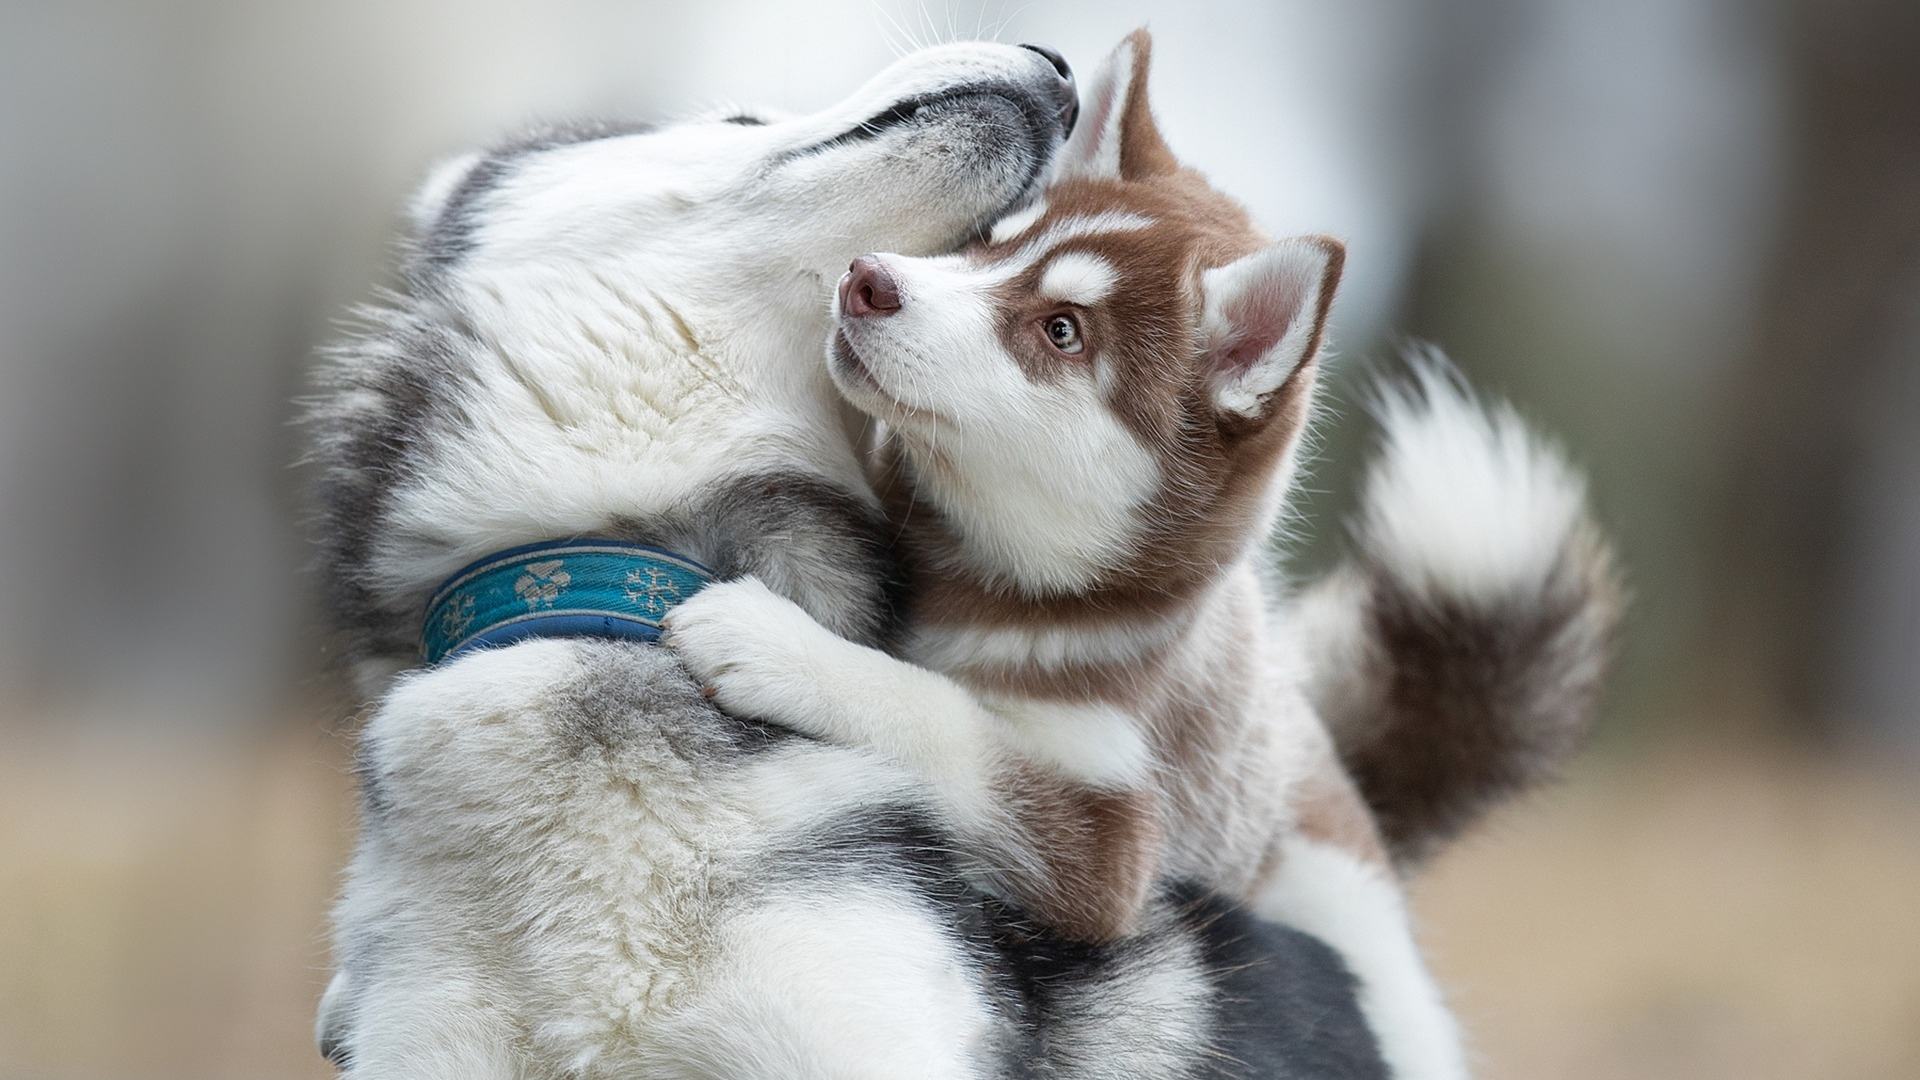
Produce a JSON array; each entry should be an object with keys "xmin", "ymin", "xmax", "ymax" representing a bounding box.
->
[{"xmin": 2, "ymin": 0, "xmax": 1916, "ymax": 1076}]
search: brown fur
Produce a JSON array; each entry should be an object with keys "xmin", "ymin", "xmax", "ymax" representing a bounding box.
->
[
  {"xmin": 885, "ymin": 193, "xmax": 1333, "ymax": 632},
  {"xmin": 1334, "ymin": 523, "xmax": 1622, "ymax": 866},
  {"xmin": 1292, "ymin": 762, "xmax": 1390, "ymax": 868},
  {"xmin": 864, "ymin": 35, "xmax": 1381, "ymax": 941},
  {"xmin": 987, "ymin": 765, "xmax": 1166, "ymax": 942}
]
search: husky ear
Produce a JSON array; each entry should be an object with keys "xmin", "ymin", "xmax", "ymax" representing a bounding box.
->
[
  {"xmin": 1200, "ymin": 236, "xmax": 1345, "ymax": 421},
  {"xmin": 405, "ymin": 151, "xmax": 483, "ymax": 235},
  {"xmin": 1056, "ymin": 29, "xmax": 1178, "ymax": 182}
]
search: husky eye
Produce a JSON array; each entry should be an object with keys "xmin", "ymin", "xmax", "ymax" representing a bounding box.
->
[{"xmin": 1043, "ymin": 314, "xmax": 1085, "ymax": 355}]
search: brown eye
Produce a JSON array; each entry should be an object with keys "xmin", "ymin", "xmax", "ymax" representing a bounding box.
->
[{"xmin": 1044, "ymin": 314, "xmax": 1084, "ymax": 355}]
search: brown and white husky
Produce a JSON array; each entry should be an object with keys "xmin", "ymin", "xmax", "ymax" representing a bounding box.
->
[{"xmin": 668, "ymin": 30, "xmax": 1617, "ymax": 1080}]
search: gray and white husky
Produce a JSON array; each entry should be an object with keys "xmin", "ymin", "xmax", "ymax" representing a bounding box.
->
[{"xmin": 307, "ymin": 37, "xmax": 1613, "ymax": 1080}]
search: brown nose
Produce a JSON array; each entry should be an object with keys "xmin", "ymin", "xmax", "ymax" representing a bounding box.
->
[{"xmin": 840, "ymin": 256, "xmax": 902, "ymax": 318}]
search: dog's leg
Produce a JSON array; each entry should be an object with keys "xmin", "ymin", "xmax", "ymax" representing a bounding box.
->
[
  {"xmin": 665, "ymin": 578, "xmax": 1150, "ymax": 790},
  {"xmin": 664, "ymin": 576, "xmax": 1163, "ymax": 941},
  {"xmin": 1247, "ymin": 827, "xmax": 1470, "ymax": 1080}
]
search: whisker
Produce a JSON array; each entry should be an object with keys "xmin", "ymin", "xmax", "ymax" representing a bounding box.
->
[
  {"xmin": 871, "ymin": 1, "xmax": 913, "ymax": 58},
  {"xmin": 990, "ymin": 0, "xmax": 1034, "ymax": 42}
]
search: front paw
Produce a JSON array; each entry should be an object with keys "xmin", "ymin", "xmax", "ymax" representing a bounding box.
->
[{"xmin": 662, "ymin": 576, "xmax": 839, "ymax": 733}]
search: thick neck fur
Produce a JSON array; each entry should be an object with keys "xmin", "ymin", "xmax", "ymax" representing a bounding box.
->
[
  {"xmin": 876, "ymin": 422, "xmax": 1293, "ymax": 696},
  {"xmin": 313, "ymin": 216, "xmax": 910, "ymax": 698},
  {"xmin": 332, "ymin": 258, "xmax": 867, "ymax": 604}
]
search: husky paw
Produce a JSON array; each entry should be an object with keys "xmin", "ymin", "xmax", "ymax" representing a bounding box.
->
[{"xmin": 663, "ymin": 576, "xmax": 845, "ymax": 736}]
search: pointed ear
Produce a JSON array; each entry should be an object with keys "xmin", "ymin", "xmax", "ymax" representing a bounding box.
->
[
  {"xmin": 1055, "ymin": 29, "xmax": 1178, "ymax": 182},
  {"xmin": 406, "ymin": 150, "xmax": 483, "ymax": 234},
  {"xmin": 1201, "ymin": 236, "xmax": 1345, "ymax": 420}
]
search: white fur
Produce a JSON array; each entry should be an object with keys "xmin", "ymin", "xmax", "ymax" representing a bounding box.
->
[
  {"xmin": 836, "ymin": 250, "xmax": 1161, "ymax": 593},
  {"xmin": 1363, "ymin": 358, "xmax": 1589, "ymax": 604},
  {"xmin": 338, "ymin": 42, "xmax": 1074, "ymax": 637},
  {"xmin": 663, "ymin": 883, "xmax": 1001, "ymax": 1079},
  {"xmin": 987, "ymin": 197, "xmax": 1048, "ymax": 245},
  {"xmin": 1038, "ymin": 251, "xmax": 1120, "ymax": 306},
  {"xmin": 672, "ymin": 527, "xmax": 1477, "ymax": 1080},
  {"xmin": 339, "ymin": 640, "xmax": 712, "ymax": 1073},
  {"xmin": 667, "ymin": 578, "xmax": 995, "ymax": 816},
  {"xmin": 1055, "ymin": 38, "xmax": 1137, "ymax": 182},
  {"xmin": 406, "ymin": 150, "xmax": 483, "ymax": 232},
  {"xmin": 1011, "ymin": 210, "xmax": 1155, "ymax": 269},
  {"xmin": 1251, "ymin": 837, "xmax": 1471, "ymax": 1080},
  {"xmin": 340, "ymin": 635, "xmax": 1024, "ymax": 1080},
  {"xmin": 323, "ymin": 42, "xmax": 1091, "ymax": 1078},
  {"xmin": 926, "ymin": 209, "xmax": 1156, "ymax": 289},
  {"xmin": 667, "ymin": 577, "xmax": 1154, "ymax": 796},
  {"xmin": 735, "ymin": 739, "xmax": 923, "ymax": 833},
  {"xmin": 794, "ymin": 60, "xmax": 1473, "ymax": 1076},
  {"xmin": 992, "ymin": 699, "xmax": 1155, "ymax": 788},
  {"xmin": 1042, "ymin": 928, "xmax": 1214, "ymax": 1080},
  {"xmin": 908, "ymin": 611, "xmax": 1185, "ymax": 673},
  {"xmin": 328, "ymin": 33, "xmax": 1479, "ymax": 1079}
]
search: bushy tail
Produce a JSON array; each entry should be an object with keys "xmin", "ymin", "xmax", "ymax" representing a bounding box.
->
[{"xmin": 1296, "ymin": 353, "xmax": 1622, "ymax": 868}]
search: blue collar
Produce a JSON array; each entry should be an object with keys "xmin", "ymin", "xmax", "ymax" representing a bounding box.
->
[{"xmin": 421, "ymin": 538, "xmax": 714, "ymax": 665}]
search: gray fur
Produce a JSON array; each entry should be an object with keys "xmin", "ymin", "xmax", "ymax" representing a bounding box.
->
[
  {"xmin": 423, "ymin": 120, "xmax": 660, "ymax": 268},
  {"xmin": 307, "ymin": 302, "xmax": 474, "ymax": 664},
  {"xmin": 306, "ymin": 42, "xmax": 1388, "ymax": 1079}
]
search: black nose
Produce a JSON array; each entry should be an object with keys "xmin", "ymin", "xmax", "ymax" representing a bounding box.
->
[
  {"xmin": 1020, "ymin": 43, "xmax": 1077, "ymax": 135},
  {"xmin": 1020, "ymin": 43, "xmax": 1073, "ymax": 83}
]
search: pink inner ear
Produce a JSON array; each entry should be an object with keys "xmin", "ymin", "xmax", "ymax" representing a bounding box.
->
[{"xmin": 1219, "ymin": 272, "xmax": 1308, "ymax": 374}]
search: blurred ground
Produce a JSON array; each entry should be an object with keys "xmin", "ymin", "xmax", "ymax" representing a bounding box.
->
[
  {"xmin": 2, "ymin": 727, "xmax": 1916, "ymax": 1080},
  {"xmin": 1416, "ymin": 745, "xmax": 1920, "ymax": 1080},
  {"xmin": 0, "ymin": 721, "xmax": 353, "ymax": 1080}
]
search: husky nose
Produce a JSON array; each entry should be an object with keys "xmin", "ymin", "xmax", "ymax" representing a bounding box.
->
[
  {"xmin": 1021, "ymin": 43, "xmax": 1072, "ymax": 83},
  {"xmin": 1019, "ymin": 44, "xmax": 1077, "ymax": 135},
  {"xmin": 841, "ymin": 256, "xmax": 902, "ymax": 318}
]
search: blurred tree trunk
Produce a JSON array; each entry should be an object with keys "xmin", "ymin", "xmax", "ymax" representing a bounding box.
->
[{"xmin": 1704, "ymin": 0, "xmax": 1920, "ymax": 743}]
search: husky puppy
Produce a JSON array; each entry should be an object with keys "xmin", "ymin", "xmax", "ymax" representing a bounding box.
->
[
  {"xmin": 310, "ymin": 39, "xmax": 1396, "ymax": 1080},
  {"xmin": 667, "ymin": 32, "xmax": 1618, "ymax": 1080}
]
